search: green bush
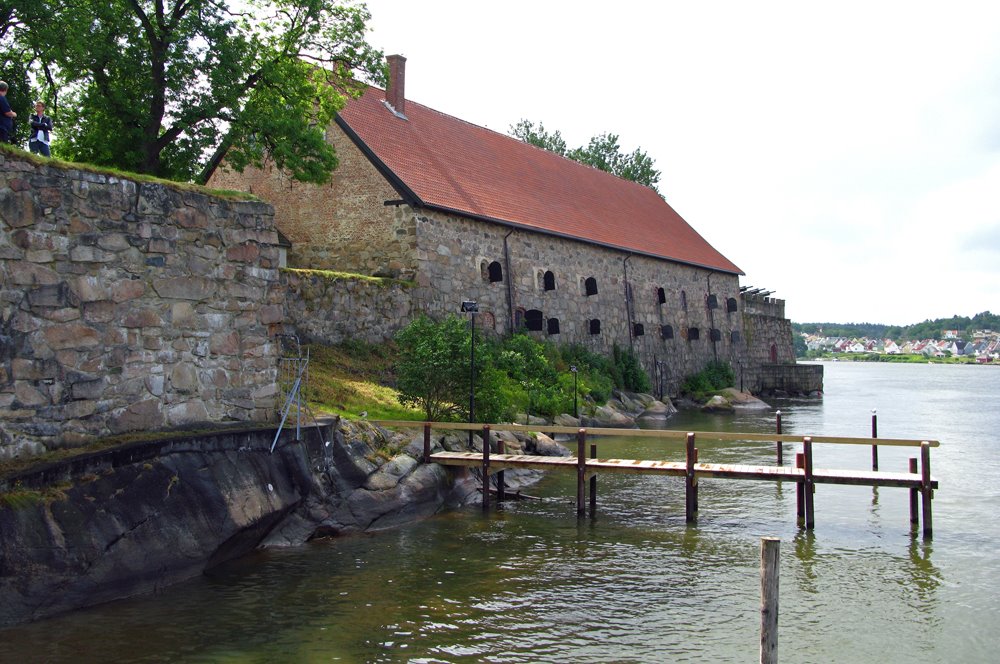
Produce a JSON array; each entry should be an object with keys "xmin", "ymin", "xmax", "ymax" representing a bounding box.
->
[{"xmin": 680, "ymin": 360, "xmax": 735, "ymax": 402}]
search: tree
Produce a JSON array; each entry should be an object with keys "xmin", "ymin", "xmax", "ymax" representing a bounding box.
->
[
  {"xmin": 7, "ymin": 0, "xmax": 385, "ymax": 184},
  {"xmin": 511, "ymin": 119, "xmax": 662, "ymax": 192}
]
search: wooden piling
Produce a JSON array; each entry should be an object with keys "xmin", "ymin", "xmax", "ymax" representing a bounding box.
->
[
  {"xmin": 795, "ymin": 453, "xmax": 805, "ymax": 523},
  {"xmin": 497, "ymin": 437, "xmax": 506, "ymax": 503},
  {"xmin": 803, "ymin": 438, "xmax": 815, "ymax": 529},
  {"xmin": 481, "ymin": 425, "xmax": 491, "ymax": 511},
  {"xmin": 760, "ymin": 537, "xmax": 780, "ymax": 664},
  {"xmin": 590, "ymin": 442, "xmax": 598, "ymax": 516},
  {"xmin": 909, "ymin": 457, "xmax": 919, "ymax": 528},
  {"xmin": 577, "ymin": 429, "xmax": 587, "ymax": 516},
  {"xmin": 423, "ymin": 423, "xmax": 431, "ymax": 463},
  {"xmin": 685, "ymin": 432, "xmax": 697, "ymax": 523},
  {"xmin": 871, "ymin": 410, "xmax": 879, "ymax": 471},
  {"xmin": 921, "ymin": 442, "xmax": 933, "ymax": 539},
  {"xmin": 775, "ymin": 410, "xmax": 783, "ymax": 465}
]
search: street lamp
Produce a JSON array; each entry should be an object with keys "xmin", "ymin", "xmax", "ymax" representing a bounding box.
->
[
  {"xmin": 461, "ymin": 300, "xmax": 478, "ymax": 447},
  {"xmin": 570, "ymin": 365, "xmax": 578, "ymax": 419}
]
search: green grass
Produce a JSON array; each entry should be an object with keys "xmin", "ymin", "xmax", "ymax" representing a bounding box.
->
[
  {"xmin": 284, "ymin": 268, "xmax": 415, "ymax": 289},
  {"xmin": 304, "ymin": 341, "xmax": 423, "ymax": 421}
]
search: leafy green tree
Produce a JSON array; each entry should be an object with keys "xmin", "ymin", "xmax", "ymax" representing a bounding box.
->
[
  {"xmin": 7, "ymin": 0, "xmax": 384, "ymax": 183},
  {"xmin": 510, "ymin": 119, "xmax": 661, "ymax": 192},
  {"xmin": 395, "ymin": 315, "xmax": 476, "ymax": 422}
]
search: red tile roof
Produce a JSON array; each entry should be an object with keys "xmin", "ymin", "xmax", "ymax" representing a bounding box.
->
[{"xmin": 338, "ymin": 86, "xmax": 742, "ymax": 275}]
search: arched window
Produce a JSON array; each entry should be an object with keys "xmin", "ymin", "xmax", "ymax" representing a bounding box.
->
[
  {"xmin": 657, "ymin": 287, "xmax": 666, "ymax": 305},
  {"xmin": 661, "ymin": 324, "xmax": 674, "ymax": 340},
  {"xmin": 584, "ymin": 277, "xmax": 598, "ymax": 296},
  {"xmin": 731, "ymin": 330, "xmax": 742, "ymax": 343},
  {"xmin": 487, "ymin": 261, "xmax": 503, "ymax": 283},
  {"xmin": 525, "ymin": 309, "xmax": 544, "ymax": 331},
  {"xmin": 543, "ymin": 270, "xmax": 556, "ymax": 291},
  {"xmin": 547, "ymin": 318, "xmax": 560, "ymax": 335},
  {"xmin": 589, "ymin": 319, "xmax": 601, "ymax": 335},
  {"xmin": 633, "ymin": 323, "xmax": 645, "ymax": 337},
  {"xmin": 709, "ymin": 328, "xmax": 722, "ymax": 342},
  {"xmin": 707, "ymin": 294, "xmax": 719, "ymax": 309},
  {"xmin": 727, "ymin": 297, "xmax": 738, "ymax": 313},
  {"xmin": 688, "ymin": 327, "xmax": 700, "ymax": 340},
  {"xmin": 680, "ymin": 290, "xmax": 687, "ymax": 311}
]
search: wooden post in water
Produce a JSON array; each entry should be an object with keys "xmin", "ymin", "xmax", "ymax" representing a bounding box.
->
[
  {"xmin": 497, "ymin": 437, "xmax": 506, "ymax": 504},
  {"xmin": 775, "ymin": 410, "xmax": 783, "ymax": 465},
  {"xmin": 481, "ymin": 425, "xmax": 491, "ymax": 511},
  {"xmin": 577, "ymin": 429, "xmax": 587, "ymax": 516},
  {"xmin": 795, "ymin": 453, "xmax": 805, "ymax": 524},
  {"xmin": 921, "ymin": 442, "xmax": 933, "ymax": 539},
  {"xmin": 760, "ymin": 537, "xmax": 780, "ymax": 664},
  {"xmin": 803, "ymin": 438, "xmax": 815, "ymax": 529},
  {"xmin": 589, "ymin": 442, "xmax": 598, "ymax": 516},
  {"xmin": 909, "ymin": 457, "xmax": 919, "ymax": 529},
  {"xmin": 686, "ymin": 432, "xmax": 697, "ymax": 523},
  {"xmin": 871, "ymin": 409, "xmax": 879, "ymax": 471},
  {"xmin": 423, "ymin": 423, "xmax": 431, "ymax": 463}
]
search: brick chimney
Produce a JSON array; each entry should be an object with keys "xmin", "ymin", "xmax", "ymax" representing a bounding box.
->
[{"xmin": 386, "ymin": 54, "xmax": 406, "ymax": 115}]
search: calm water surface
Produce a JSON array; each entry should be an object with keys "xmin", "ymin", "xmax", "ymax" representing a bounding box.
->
[{"xmin": 3, "ymin": 362, "xmax": 999, "ymax": 663}]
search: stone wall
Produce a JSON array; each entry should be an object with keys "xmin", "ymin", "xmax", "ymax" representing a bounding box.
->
[
  {"xmin": 0, "ymin": 151, "xmax": 285, "ymax": 459},
  {"xmin": 739, "ymin": 293, "xmax": 805, "ymax": 393},
  {"xmin": 757, "ymin": 363, "xmax": 824, "ymax": 396},
  {"xmin": 209, "ymin": 125, "xmax": 418, "ymax": 278},
  {"xmin": 410, "ymin": 208, "xmax": 744, "ymax": 396},
  {"xmin": 281, "ymin": 268, "xmax": 414, "ymax": 345}
]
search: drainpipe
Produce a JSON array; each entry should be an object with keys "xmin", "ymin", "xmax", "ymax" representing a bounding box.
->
[
  {"xmin": 503, "ymin": 229, "xmax": 515, "ymax": 334},
  {"xmin": 707, "ymin": 273, "xmax": 717, "ymax": 361},
  {"xmin": 623, "ymin": 254, "xmax": 633, "ymax": 350}
]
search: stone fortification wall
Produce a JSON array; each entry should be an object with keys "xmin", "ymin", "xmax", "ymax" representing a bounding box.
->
[
  {"xmin": 738, "ymin": 293, "xmax": 814, "ymax": 393},
  {"xmin": 411, "ymin": 208, "xmax": 744, "ymax": 396},
  {"xmin": 281, "ymin": 268, "xmax": 414, "ymax": 345},
  {"xmin": 0, "ymin": 151, "xmax": 285, "ymax": 459},
  {"xmin": 209, "ymin": 125, "xmax": 418, "ymax": 278}
]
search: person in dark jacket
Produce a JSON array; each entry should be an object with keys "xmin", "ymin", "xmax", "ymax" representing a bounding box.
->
[
  {"xmin": 0, "ymin": 82, "xmax": 16, "ymax": 143},
  {"xmin": 28, "ymin": 102, "xmax": 53, "ymax": 156}
]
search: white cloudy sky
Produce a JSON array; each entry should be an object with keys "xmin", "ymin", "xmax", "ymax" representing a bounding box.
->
[{"xmin": 359, "ymin": 0, "xmax": 1000, "ymax": 325}]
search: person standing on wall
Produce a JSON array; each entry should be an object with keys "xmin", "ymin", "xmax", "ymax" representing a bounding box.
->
[
  {"xmin": 28, "ymin": 102, "xmax": 53, "ymax": 157},
  {"xmin": 0, "ymin": 82, "xmax": 16, "ymax": 143}
]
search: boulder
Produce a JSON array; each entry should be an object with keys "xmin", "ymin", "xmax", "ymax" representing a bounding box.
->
[
  {"xmin": 585, "ymin": 405, "xmax": 636, "ymax": 428},
  {"xmin": 701, "ymin": 395, "xmax": 735, "ymax": 413},
  {"xmin": 718, "ymin": 388, "xmax": 771, "ymax": 411},
  {"xmin": 636, "ymin": 399, "xmax": 677, "ymax": 425}
]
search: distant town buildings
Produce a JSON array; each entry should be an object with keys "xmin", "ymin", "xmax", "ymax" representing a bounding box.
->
[{"xmin": 802, "ymin": 330, "xmax": 1000, "ymax": 362}]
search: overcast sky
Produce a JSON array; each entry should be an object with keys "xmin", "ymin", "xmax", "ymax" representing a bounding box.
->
[{"xmin": 359, "ymin": 0, "xmax": 1000, "ymax": 326}]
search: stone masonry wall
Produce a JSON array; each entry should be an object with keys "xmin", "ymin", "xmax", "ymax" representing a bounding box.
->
[
  {"xmin": 209, "ymin": 124, "xmax": 418, "ymax": 278},
  {"xmin": 739, "ymin": 293, "xmax": 800, "ymax": 392},
  {"xmin": 0, "ymin": 151, "xmax": 285, "ymax": 459},
  {"xmin": 281, "ymin": 268, "xmax": 414, "ymax": 345},
  {"xmin": 411, "ymin": 208, "xmax": 744, "ymax": 396}
]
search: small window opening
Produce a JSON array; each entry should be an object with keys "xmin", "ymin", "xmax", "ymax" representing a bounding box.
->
[
  {"xmin": 547, "ymin": 318, "xmax": 560, "ymax": 335},
  {"xmin": 487, "ymin": 261, "xmax": 503, "ymax": 283},
  {"xmin": 688, "ymin": 327, "xmax": 700, "ymax": 340},
  {"xmin": 680, "ymin": 290, "xmax": 688, "ymax": 311},
  {"xmin": 589, "ymin": 319, "xmax": 601, "ymax": 335},
  {"xmin": 543, "ymin": 270, "xmax": 556, "ymax": 291},
  {"xmin": 707, "ymin": 294, "xmax": 719, "ymax": 309},
  {"xmin": 657, "ymin": 287, "xmax": 666, "ymax": 305},
  {"xmin": 525, "ymin": 309, "xmax": 544, "ymax": 332},
  {"xmin": 584, "ymin": 277, "xmax": 598, "ymax": 296},
  {"xmin": 661, "ymin": 324, "xmax": 674, "ymax": 340},
  {"xmin": 710, "ymin": 328, "xmax": 722, "ymax": 342},
  {"xmin": 731, "ymin": 330, "xmax": 742, "ymax": 343},
  {"xmin": 727, "ymin": 297, "xmax": 738, "ymax": 313},
  {"xmin": 633, "ymin": 323, "xmax": 645, "ymax": 337}
]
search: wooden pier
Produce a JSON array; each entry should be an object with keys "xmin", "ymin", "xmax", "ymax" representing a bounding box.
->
[{"xmin": 372, "ymin": 420, "xmax": 940, "ymax": 538}]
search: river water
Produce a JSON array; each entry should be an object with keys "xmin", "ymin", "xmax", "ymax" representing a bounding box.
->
[{"xmin": 3, "ymin": 362, "xmax": 999, "ymax": 663}]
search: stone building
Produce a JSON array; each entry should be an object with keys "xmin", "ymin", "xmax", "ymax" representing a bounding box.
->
[{"xmin": 211, "ymin": 56, "xmax": 802, "ymax": 396}]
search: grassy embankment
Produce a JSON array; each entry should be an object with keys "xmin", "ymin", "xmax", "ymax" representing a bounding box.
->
[{"xmin": 805, "ymin": 353, "xmax": 989, "ymax": 364}]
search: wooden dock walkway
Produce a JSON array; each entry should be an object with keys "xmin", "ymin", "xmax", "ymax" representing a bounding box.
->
[{"xmin": 373, "ymin": 420, "xmax": 940, "ymax": 538}]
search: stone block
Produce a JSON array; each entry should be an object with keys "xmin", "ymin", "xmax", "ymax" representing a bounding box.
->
[
  {"xmin": 152, "ymin": 276, "xmax": 215, "ymax": 301},
  {"xmin": 43, "ymin": 323, "xmax": 101, "ymax": 350},
  {"xmin": 122, "ymin": 308, "xmax": 164, "ymax": 328},
  {"xmin": 170, "ymin": 363, "xmax": 200, "ymax": 393},
  {"xmin": 109, "ymin": 398, "xmax": 164, "ymax": 433},
  {"xmin": 166, "ymin": 400, "xmax": 209, "ymax": 426},
  {"xmin": 14, "ymin": 381, "xmax": 49, "ymax": 407},
  {"xmin": 110, "ymin": 279, "xmax": 146, "ymax": 303}
]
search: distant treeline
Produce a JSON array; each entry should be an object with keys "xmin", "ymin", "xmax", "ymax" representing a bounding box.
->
[{"xmin": 793, "ymin": 311, "xmax": 999, "ymax": 341}]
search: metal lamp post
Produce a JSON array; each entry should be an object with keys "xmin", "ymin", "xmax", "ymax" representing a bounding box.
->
[
  {"xmin": 570, "ymin": 365, "xmax": 578, "ymax": 419},
  {"xmin": 461, "ymin": 300, "xmax": 478, "ymax": 447}
]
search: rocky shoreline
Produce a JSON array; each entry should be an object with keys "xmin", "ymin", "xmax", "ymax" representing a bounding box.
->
[{"xmin": 0, "ymin": 388, "xmax": 772, "ymax": 628}]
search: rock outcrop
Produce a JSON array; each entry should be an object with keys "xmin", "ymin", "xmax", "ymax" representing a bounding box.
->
[{"xmin": 0, "ymin": 417, "xmax": 565, "ymax": 627}]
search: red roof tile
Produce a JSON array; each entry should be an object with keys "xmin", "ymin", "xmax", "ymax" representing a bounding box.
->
[{"xmin": 338, "ymin": 86, "xmax": 742, "ymax": 275}]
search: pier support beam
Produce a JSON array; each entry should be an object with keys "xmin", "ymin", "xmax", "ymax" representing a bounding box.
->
[
  {"xmin": 921, "ymin": 441, "xmax": 933, "ymax": 539},
  {"xmin": 760, "ymin": 537, "xmax": 780, "ymax": 664},
  {"xmin": 589, "ymin": 442, "xmax": 598, "ymax": 516},
  {"xmin": 577, "ymin": 429, "xmax": 586, "ymax": 516},
  {"xmin": 803, "ymin": 438, "xmax": 815, "ymax": 529},
  {"xmin": 686, "ymin": 433, "xmax": 697, "ymax": 523},
  {"xmin": 481, "ymin": 425, "xmax": 491, "ymax": 511}
]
